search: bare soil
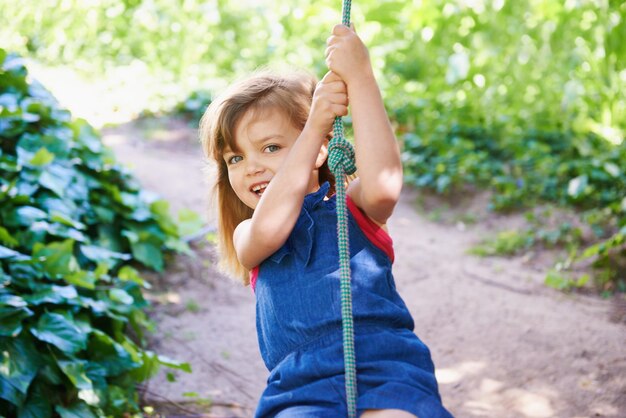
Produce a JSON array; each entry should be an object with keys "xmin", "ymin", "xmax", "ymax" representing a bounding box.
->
[{"xmin": 102, "ymin": 117, "xmax": 626, "ymax": 418}]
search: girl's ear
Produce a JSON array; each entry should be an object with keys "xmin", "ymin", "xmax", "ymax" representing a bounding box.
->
[{"xmin": 315, "ymin": 140, "xmax": 329, "ymax": 169}]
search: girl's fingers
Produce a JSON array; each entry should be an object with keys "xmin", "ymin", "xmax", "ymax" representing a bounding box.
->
[
  {"xmin": 316, "ymin": 90, "xmax": 348, "ymax": 105},
  {"xmin": 318, "ymin": 82, "xmax": 348, "ymax": 97},
  {"xmin": 332, "ymin": 24, "xmax": 350, "ymax": 36},
  {"xmin": 326, "ymin": 80, "xmax": 347, "ymax": 92},
  {"xmin": 332, "ymin": 104, "xmax": 349, "ymax": 117},
  {"xmin": 328, "ymin": 92, "xmax": 348, "ymax": 106},
  {"xmin": 319, "ymin": 71, "xmax": 333, "ymax": 83},
  {"xmin": 315, "ymin": 72, "xmax": 348, "ymax": 117},
  {"xmin": 321, "ymin": 70, "xmax": 341, "ymax": 83},
  {"xmin": 320, "ymin": 72, "xmax": 346, "ymax": 91}
]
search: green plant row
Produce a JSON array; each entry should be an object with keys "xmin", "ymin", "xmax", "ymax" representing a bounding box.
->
[
  {"xmin": 374, "ymin": 1, "xmax": 625, "ymax": 292},
  {"xmin": 0, "ymin": 50, "xmax": 191, "ymax": 417},
  {"xmin": 402, "ymin": 123, "xmax": 626, "ymax": 292}
]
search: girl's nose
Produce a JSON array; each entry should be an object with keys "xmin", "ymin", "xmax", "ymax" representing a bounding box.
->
[{"xmin": 245, "ymin": 157, "xmax": 264, "ymax": 175}]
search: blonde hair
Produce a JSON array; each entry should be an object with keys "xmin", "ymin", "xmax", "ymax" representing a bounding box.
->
[{"xmin": 199, "ymin": 70, "xmax": 335, "ymax": 285}]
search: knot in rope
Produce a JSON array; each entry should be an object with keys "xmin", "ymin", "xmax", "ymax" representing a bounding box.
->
[{"xmin": 328, "ymin": 135, "xmax": 356, "ymax": 176}]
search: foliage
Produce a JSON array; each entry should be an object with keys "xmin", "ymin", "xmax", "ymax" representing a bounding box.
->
[
  {"xmin": 0, "ymin": 50, "xmax": 191, "ymax": 417},
  {"xmin": 384, "ymin": 1, "xmax": 626, "ymax": 292},
  {"xmin": 469, "ymin": 207, "xmax": 585, "ymax": 257},
  {"xmin": 1, "ymin": 0, "xmax": 624, "ymax": 133},
  {"xmin": 1, "ymin": 0, "xmax": 624, "ymax": 291},
  {"xmin": 405, "ymin": 122, "xmax": 626, "ymax": 290},
  {"xmin": 171, "ymin": 90, "xmax": 213, "ymax": 123},
  {"xmin": 544, "ymin": 270, "xmax": 591, "ymax": 291},
  {"xmin": 572, "ymin": 225, "xmax": 626, "ymax": 292}
]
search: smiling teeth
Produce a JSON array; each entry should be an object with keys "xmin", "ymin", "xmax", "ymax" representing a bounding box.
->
[{"xmin": 252, "ymin": 183, "xmax": 268, "ymax": 193}]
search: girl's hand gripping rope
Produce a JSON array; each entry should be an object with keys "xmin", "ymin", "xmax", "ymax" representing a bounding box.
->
[
  {"xmin": 325, "ymin": 23, "xmax": 375, "ymax": 92},
  {"xmin": 305, "ymin": 71, "xmax": 349, "ymax": 138}
]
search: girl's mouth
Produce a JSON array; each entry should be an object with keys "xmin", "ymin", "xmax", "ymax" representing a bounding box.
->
[{"xmin": 250, "ymin": 182, "xmax": 269, "ymax": 196}]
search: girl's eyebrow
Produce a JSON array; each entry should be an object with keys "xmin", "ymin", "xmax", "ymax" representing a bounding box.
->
[
  {"xmin": 223, "ymin": 134, "xmax": 284, "ymax": 155},
  {"xmin": 250, "ymin": 134, "xmax": 283, "ymax": 143},
  {"xmin": 223, "ymin": 146, "xmax": 240, "ymax": 157}
]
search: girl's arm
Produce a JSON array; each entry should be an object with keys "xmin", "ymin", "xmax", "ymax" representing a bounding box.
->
[
  {"xmin": 326, "ymin": 24, "xmax": 403, "ymax": 225},
  {"xmin": 233, "ymin": 128, "xmax": 325, "ymax": 270},
  {"xmin": 234, "ymin": 72, "xmax": 348, "ymax": 269}
]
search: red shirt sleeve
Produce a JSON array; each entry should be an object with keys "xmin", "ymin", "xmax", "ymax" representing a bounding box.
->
[
  {"xmin": 346, "ymin": 195, "xmax": 395, "ymax": 263},
  {"xmin": 250, "ymin": 266, "xmax": 259, "ymax": 292}
]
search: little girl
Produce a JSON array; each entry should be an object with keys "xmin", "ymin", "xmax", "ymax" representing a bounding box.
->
[{"xmin": 200, "ymin": 24, "xmax": 453, "ymax": 418}]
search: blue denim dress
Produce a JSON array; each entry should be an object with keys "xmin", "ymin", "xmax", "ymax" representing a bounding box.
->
[{"xmin": 254, "ymin": 183, "xmax": 453, "ymax": 418}]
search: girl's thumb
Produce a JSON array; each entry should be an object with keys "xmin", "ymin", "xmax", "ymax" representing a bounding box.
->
[{"xmin": 350, "ymin": 22, "xmax": 357, "ymax": 33}]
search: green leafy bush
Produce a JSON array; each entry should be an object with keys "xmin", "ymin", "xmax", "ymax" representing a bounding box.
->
[
  {"xmin": 407, "ymin": 122, "xmax": 626, "ymax": 291},
  {"xmin": 0, "ymin": 50, "xmax": 190, "ymax": 417},
  {"xmin": 376, "ymin": 1, "xmax": 626, "ymax": 292}
]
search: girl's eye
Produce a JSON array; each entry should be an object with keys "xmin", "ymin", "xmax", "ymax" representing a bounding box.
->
[
  {"xmin": 227, "ymin": 155, "xmax": 243, "ymax": 164},
  {"xmin": 264, "ymin": 144, "xmax": 280, "ymax": 153}
]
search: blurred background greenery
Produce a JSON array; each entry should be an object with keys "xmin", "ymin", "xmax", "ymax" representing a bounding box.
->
[
  {"xmin": 1, "ymin": 0, "xmax": 624, "ymax": 135},
  {"xmin": 2, "ymin": 0, "xmax": 625, "ymax": 291}
]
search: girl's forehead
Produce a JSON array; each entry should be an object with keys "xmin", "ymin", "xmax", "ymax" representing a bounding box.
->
[
  {"xmin": 231, "ymin": 107, "xmax": 292, "ymax": 147},
  {"xmin": 241, "ymin": 106, "xmax": 289, "ymax": 129},
  {"xmin": 222, "ymin": 108, "xmax": 263, "ymax": 153}
]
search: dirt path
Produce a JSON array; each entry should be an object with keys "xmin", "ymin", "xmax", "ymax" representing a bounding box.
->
[{"xmin": 103, "ymin": 118, "xmax": 625, "ymax": 418}]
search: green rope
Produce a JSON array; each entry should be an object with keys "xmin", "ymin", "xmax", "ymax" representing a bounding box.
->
[{"xmin": 327, "ymin": 2, "xmax": 357, "ymax": 417}]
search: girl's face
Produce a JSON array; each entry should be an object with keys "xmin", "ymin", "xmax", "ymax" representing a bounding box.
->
[{"xmin": 224, "ymin": 109, "xmax": 312, "ymax": 210}]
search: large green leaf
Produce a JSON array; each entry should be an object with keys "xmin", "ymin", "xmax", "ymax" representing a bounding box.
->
[
  {"xmin": 0, "ymin": 226, "xmax": 19, "ymax": 248},
  {"xmin": 17, "ymin": 382, "xmax": 52, "ymax": 418},
  {"xmin": 38, "ymin": 196, "xmax": 78, "ymax": 220},
  {"xmin": 91, "ymin": 205, "xmax": 115, "ymax": 224},
  {"xmin": 29, "ymin": 221, "xmax": 89, "ymax": 243},
  {"xmin": 0, "ymin": 334, "xmax": 41, "ymax": 405},
  {"xmin": 38, "ymin": 171, "xmax": 66, "ymax": 197},
  {"xmin": 17, "ymin": 131, "xmax": 71, "ymax": 160},
  {"xmin": 57, "ymin": 359, "xmax": 93, "ymax": 390},
  {"xmin": 32, "ymin": 239, "xmax": 79, "ymax": 279},
  {"xmin": 150, "ymin": 200, "xmax": 179, "ymax": 236},
  {"xmin": 80, "ymin": 245, "xmax": 131, "ymax": 266},
  {"xmin": 30, "ymin": 313, "xmax": 88, "ymax": 354},
  {"xmin": 0, "ymin": 294, "xmax": 27, "ymax": 308},
  {"xmin": 0, "ymin": 305, "xmax": 34, "ymax": 337},
  {"xmin": 23, "ymin": 285, "xmax": 78, "ymax": 306},
  {"xmin": 117, "ymin": 265, "xmax": 149, "ymax": 288},
  {"xmin": 109, "ymin": 288, "xmax": 133, "ymax": 305},
  {"xmin": 17, "ymin": 378, "xmax": 52, "ymax": 418},
  {"xmin": 128, "ymin": 240, "xmax": 164, "ymax": 272},
  {"xmin": 128, "ymin": 349, "xmax": 160, "ymax": 382},
  {"xmin": 64, "ymin": 270, "xmax": 97, "ymax": 290},
  {"xmin": 7, "ymin": 262, "xmax": 45, "ymax": 289},
  {"xmin": 87, "ymin": 330, "xmax": 140, "ymax": 376},
  {"xmin": 5, "ymin": 206, "xmax": 47, "ymax": 227}
]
